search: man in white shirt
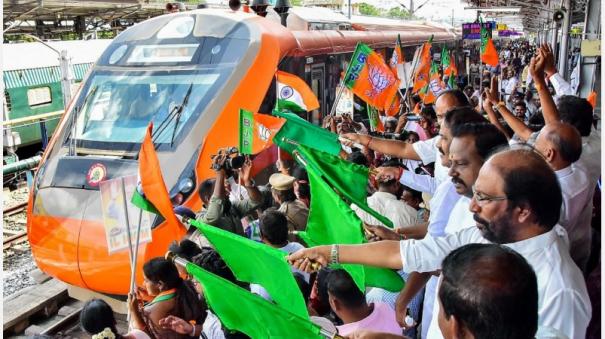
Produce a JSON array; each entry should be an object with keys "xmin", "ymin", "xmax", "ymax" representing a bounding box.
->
[
  {"xmin": 534, "ymin": 122, "xmax": 593, "ymax": 270},
  {"xmin": 289, "ymin": 148, "xmax": 591, "ymax": 339},
  {"xmin": 343, "ymin": 90, "xmax": 472, "ymax": 188},
  {"xmin": 352, "ymin": 162, "xmax": 418, "ymax": 229}
]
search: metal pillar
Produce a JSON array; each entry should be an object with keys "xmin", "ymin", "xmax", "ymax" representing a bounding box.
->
[
  {"xmin": 558, "ymin": 0, "xmax": 572, "ymax": 79},
  {"xmin": 59, "ymin": 49, "xmax": 74, "ymax": 109},
  {"xmin": 578, "ymin": 0, "xmax": 601, "ymax": 114}
]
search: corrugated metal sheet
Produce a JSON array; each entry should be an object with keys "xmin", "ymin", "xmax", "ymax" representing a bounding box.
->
[{"xmin": 4, "ymin": 63, "xmax": 93, "ymax": 89}]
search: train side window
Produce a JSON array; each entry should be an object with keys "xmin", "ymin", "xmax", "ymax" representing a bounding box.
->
[{"xmin": 27, "ymin": 86, "xmax": 52, "ymax": 107}]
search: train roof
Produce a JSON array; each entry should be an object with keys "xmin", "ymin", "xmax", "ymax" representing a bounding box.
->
[{"xmin": 2, "ymin": 39, "xmax": 113, "ymax": 71}]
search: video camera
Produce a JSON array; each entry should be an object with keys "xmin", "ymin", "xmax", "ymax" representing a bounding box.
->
[{"xmin": 210, "ymin": 147, "xmax": 246, "ymax": 172}]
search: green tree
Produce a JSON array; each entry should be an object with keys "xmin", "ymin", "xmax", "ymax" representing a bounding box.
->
[
  {"xmin": 387, "ymin": 7, "xmax": 411, "ymax": 19},
  {"xmin": 358, "ymin": 3, "xmax": 381, "ymax": 16}
]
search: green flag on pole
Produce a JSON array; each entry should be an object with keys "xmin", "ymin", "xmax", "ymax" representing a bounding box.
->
[
  {"xmin": 298, "ymin": 145, "xmax": 394, "ymax": 228},
  {"xmin": 186, "ymin": 263, "xmax": 323, "ymax": 339},
  {"xmin": 295, "ymin": 146, "xmax": 404, "ymax": 292},
  {"xmin": 189, "ymin": 220, "xmax": 308, "ymax": 319},
  {"xmin": 272, "ymin": 110, "xmax": 342, "ymax": 156},
  {"xmin": 441, "ymin": 46, "xmax": 450, "ymax": 70},
  {"xmin": 131, "ymin": 189, "xmax": 160, "ymax": 215}
]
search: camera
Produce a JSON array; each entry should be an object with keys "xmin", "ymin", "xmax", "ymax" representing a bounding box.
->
[{"xmin": 211, "ymin": 147, "xmax": 246, "ymax": 171}]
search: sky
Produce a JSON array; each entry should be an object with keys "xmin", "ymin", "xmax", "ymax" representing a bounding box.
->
[{"xmin": 362, "ymin": 0, "xmax": 478, "ymax": 25}]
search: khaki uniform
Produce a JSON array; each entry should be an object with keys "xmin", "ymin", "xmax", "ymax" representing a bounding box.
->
[
  {"xmin": 278, "ymin": 199, "xmax": 309, "ymax": 234},
  {"xmin": 196, "ymin": 196, "xmax": 260, "ymax": 236}
]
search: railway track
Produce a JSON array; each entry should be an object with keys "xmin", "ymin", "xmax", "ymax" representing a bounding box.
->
[
  {"xmin": 3, "ymin": 202, "xmax": 27, "ymax": 217},
  {"xmin": 3, "ymin": 202, "xmax": 29, "ymax": 250}
]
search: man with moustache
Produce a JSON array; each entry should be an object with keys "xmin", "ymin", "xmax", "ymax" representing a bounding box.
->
[{"xmin": 289, "ymin": 149, "xmax": 591, "ymax": 339}]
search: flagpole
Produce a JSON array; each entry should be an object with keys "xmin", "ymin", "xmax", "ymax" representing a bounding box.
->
[
  {"xmin": 329, "ymin": 80, "xmax": 346, "ymax": 116},
  {"xmin": 479, "ymin": 62, "xmax": 484, "ymax": 109},
  {"xmin": 403, "ymin": 45, "xmax": 422, "ymax": 112},
  {"xmin": 120, "ymin": 177, "xmax": 136, "ymax": 323}
]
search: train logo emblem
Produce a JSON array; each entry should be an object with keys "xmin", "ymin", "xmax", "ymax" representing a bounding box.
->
[
  {"xmin": 280, "ymin": 86, "xmax": 294, "ymax": 99},
  {"xmin": 87, "ymin": 163, "xmax": 107, "ymax": 186}
]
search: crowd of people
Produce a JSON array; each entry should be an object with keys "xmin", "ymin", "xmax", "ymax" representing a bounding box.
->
[{"xmin": 79, "ymin": 40, "xmax": 600, "ymax": 339}]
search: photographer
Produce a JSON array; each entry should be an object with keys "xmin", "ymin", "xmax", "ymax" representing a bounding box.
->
[{"xmin": 196, "ymin": 151, "xmax": 262, "ymax": 236}]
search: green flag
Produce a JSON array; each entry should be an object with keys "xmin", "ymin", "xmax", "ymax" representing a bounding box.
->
[
  {"xmin": 131, "ymin": 189, "xmax": 160, "ymax": 215},
  {"xmin": 296, "ymin": 147, "xmax": 404, "ymax": 292},
  {"xmin": 272, "ymin": 110, "xmax": 341, "ymax": 156},
  {"xmin": 186, "ymin": 263, "xmax": 323, "ymax": 339},
  {"xmin": 447, "ymin": 74, "xmax": 456, "ymax": 89},
  {"xmin": 190, "ymin": 220, "xmax": 308, "ymax": 319},
  {"xmin": 298, "ymin": 145, "xmax": 394, "ymax": 228},
  {"xmin": 441, "ymin": 46, "xmax": 450, "ymax": 70},
  {"xmin": 367, "ymin": 103, "xmax": 380, "ymax": 132}
]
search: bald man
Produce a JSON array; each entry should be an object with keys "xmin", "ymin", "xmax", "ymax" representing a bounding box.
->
[
  {"xmin": 289, "ymin": 149, "xmax": 591, "ymax": 339},
  {"xmin": 534, "ymin": 122, "xmax": 593, "ymax": 270}
]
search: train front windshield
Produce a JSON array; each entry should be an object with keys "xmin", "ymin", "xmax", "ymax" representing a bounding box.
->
[{"xmin": 72, "ymin": 68, "xmax": 226, "ymax": 152}]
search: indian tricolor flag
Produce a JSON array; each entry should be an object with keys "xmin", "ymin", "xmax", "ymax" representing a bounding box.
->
[
  {"xmin": 275, "ymin": 71, "xmax": 320, "ymax": 113},
  {"xmin": 344, "ymin": 43, "xmax": 399, "ymax": 112},
  {"xmin": 239, "ymin": 109, "xmax": 285, "ymax": 155},
  {"xmin": 131, "ymin": 123, "xmax": 181, "ymax": 230}
]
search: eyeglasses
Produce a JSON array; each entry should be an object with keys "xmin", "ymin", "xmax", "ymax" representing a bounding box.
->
[{"xmin": 472, "ymin": 185, "xmax": 508, "ymax": 205}]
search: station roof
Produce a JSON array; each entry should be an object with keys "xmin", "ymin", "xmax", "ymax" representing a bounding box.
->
[
  {"xmin": 3, "ymin": 0, "xmax": 173, "ymax": 34},
  {"xmin": 461, "ymin": 0, "xmax": 588, "ymax": 32}
]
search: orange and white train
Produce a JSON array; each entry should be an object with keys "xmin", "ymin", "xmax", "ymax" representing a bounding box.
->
[{"xmin": 28, "ymin": 8, "xmax": 458, "ymax": 295}]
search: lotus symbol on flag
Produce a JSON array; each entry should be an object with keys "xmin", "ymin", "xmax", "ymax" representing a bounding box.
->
[
  {"xmin": 280, "ymin": 86, "xmax": 294, "ymax": 99},
  {"xmin": 258, "ymin": 124, "xmax": 271, "ymax": 142},
  {"xmin": 390, "ymin": 51, "xmax": 398, "ymax": 67},
  {"xmin": 429, "ymin": 79, "xmax": 445, "ymax": 97},
  {"xmin": 366, "ymin": 66, "xmax": 391, "ymax": 98}
]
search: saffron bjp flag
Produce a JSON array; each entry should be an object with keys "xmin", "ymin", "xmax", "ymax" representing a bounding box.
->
[
  {"xmin": 276, "ymin": 71, "xmax": 320, "ymax": 113},
  {"xmin": 428, "ymin": 62, "xmax": 447, "ymax": 99},
  {"xmin": 480, "ymin": 19, "xmax": 499, "ymax": 67},
  {"xmin": 239, "ymin": 109, "xmax": 285, "ymax": 155},
  {"xmin": 131, "ymin": 123, "xmax": 180, "ymax": 229},
  {"xmin": 189, "ymin": 220, "xmax": 308, "ymax": 319},
  {"xmin": 412, "ymin": 36, "xmax": 433, "ymax": 93},
  {"xmin": 344, "ymin": 43, "xmax": 399, "ymax": 112},
  {"xmin": 367, "ymin": 103, "xmax": 385, "ymax": 132},
  {"xmin": 587, "ymin": 91, "xmax": 597, "ymax": 109},
  {"xmin": 389, "ymin": 35, "xmax": 405, "ymax": 80},
  {"xmin": 385, "ymin": 95, "xmax": 401, "ymax": 117},
  {"xmin": 419, "ymin": 84, "xmax": 436, "ymax": 105},
  {"xmin": 186, "ymin": 263, "xmax": 323, "ymax": 339}
]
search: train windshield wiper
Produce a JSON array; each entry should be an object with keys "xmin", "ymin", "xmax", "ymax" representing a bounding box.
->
[
  {"xmin": 70, "ymin": 85, "xmax": 98, "ymax": 156},
  {"xmin": 151, "ymin": 83, "xmax": 193, "ymax": 147}
]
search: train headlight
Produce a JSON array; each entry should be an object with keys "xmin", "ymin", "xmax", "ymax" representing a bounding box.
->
[{"xmin": 178, "ymin": 177, "xmax": 194, "ymax": 194}]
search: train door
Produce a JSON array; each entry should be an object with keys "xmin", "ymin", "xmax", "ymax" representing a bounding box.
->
[{"xmin": 310, "ymin": 63, "xmax": 325, "ymax": 125}]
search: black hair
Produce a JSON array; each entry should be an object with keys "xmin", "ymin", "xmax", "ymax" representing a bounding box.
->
[
  {"xmin": 492, "ymin": 149, "xmax": 563, "ymax": 229},
  {"xmin": 451, "ymin": 123, "xmax": 508, "ymax": 160},
  {"xmin": 439, "ymin": 243, "xmax": 538, "ymax": 339},
  {"xmin": 192, "ymin": 247, "xmax": 239, "ymax": 285},
  {"xmin": 407, "ymin": 131, "xmax": 420, "ymax": 142},
  {"xmin": 142, "ymin": 258, "xmax": 207, "ymax": 335},
  {"xmin": 443, "ymin": 106, "xmax": 487, "ymax": 129},
  {"xmin": 347, "ymin": 151, "xmax": 370, "ymax": 167},
  {"xmin": 514, "ymin": 101, "xmax": 527, "ymax": 109},
  {"xmin": 80, "ymin": 299, "xmax": 123, "ymax": 339},
  {"xmin": 169, "ymin": 239, "xmax": 202, "ymax": 262},
  {"xmin": 437, "ymin": 89, "xmax": 471, "ymax": 107},
  {"xmin": 557, "ymin": 95, "xmax": 593, "ymax": 136},
  {"xmin": 420, "ymin": 105, "xmax": 437, "ymax": 122},
  {"xmin": 273, "ymin": 188, "xmax": 297, "ymax": 203},
  {"xmin": 294, "ymin": 272, "xmax": 311, "ymax": 303},
  {"xmin": 326, "ymin": 269, "xmax": 365, "ymax": 309},
  {"xmin": 259, "ymin": 208, "xmax": 289, "ymax": 246},
  {"xmin": 291, "ymin": 167, "xmax": 309, "ymax": 182},
  {"xmin": 198, "ymin": 178, "xmax": 216, "ymax": 201},
  {"xmin": 402, "ymin": 185, "xmax": 422, "ymax": 201}
]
